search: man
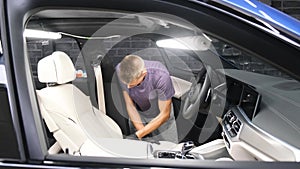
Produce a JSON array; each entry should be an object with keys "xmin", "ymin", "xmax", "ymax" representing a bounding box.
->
[{"xmin": 116, "ymin": 55, "xmax": 178, "ymax": 143}]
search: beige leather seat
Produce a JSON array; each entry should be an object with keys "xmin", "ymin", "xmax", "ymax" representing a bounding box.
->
[{"xmin": 36, "ymin": 51, "xmax": 180, "ymax": 158}]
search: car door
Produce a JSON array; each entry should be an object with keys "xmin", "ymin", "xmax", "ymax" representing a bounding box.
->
[{"xmin": 2, "ymin": 0, "xmax": 300, "ymax": 168}]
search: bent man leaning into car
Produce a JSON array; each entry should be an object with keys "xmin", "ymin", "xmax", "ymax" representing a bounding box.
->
[{"xmin": 116, "ymin": 55, "xmax": 178, "ymax": 143}]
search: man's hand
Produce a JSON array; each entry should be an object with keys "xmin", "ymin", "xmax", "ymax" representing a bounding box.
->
[{"xmin": 125, "ymin": 133, "xmax": 139, "ymax": 140}]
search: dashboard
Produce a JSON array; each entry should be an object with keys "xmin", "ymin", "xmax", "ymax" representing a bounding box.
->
[{"xmin": 217, "ymin": 69, "xmax": 300, "ymax": 161}]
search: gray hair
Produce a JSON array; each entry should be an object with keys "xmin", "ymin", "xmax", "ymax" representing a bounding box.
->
[{"xmin": 119, "ymin": 55, "xmax": 145, "ymax": 84}]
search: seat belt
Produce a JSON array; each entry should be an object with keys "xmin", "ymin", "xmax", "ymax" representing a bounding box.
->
[{"xmin": 92, "ymin": 55, "xmax": 106, "ymax": 114}]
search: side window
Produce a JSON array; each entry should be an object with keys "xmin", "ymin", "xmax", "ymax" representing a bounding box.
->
[{"xmin": 160, "ymin": 36, "xmax": 291, "ymax": 81}]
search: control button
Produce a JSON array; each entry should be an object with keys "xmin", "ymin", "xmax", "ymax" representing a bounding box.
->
[
  {"xmin": 226, "ymin": 111, "xmax": 233, "ymax": 120},
  {"xmin": 228, "ymin": 128, "xmax": 237, "ymax": 137},
  {"xmin": 226, "ymin": 124, "xmax": 231, "ymax": 130},
  {"xmin": 229, "ymin": 116, "xmax": 236, "ymax": 123},
  {"xmin": 233, "ymin": 122, "xmax": 240, "ymax": 132},
  {"xmin": 224, "ymin": 119, "xmax": 229, "ymax": 125},
  {"xmin": 237, "ymin": 119, "xmax": 242, "ymax": 126}
]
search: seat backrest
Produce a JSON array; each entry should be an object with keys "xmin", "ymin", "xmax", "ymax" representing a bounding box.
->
[{"xmin": 36, "ymin": 51, "xmax": 122, "ymax": 154}]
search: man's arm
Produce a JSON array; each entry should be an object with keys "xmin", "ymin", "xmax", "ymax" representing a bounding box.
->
[
  {"xmin": 122, "ymin": 91, "xmax": 144, "ymax": 131},
  {"xmin": 135, "ymin": 99, "xmax": 172, "ymax": 139}
]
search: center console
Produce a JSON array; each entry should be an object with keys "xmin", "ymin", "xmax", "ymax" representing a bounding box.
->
[
  {"xmin": 154, "ymin": 139, "xmax": 231, "ymax": 160},
  {"xmin": 154, "ymin": 141, "xmax": 204, "ymax": 159}
]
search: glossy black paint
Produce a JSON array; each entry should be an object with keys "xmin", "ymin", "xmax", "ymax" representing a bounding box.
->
[
  {"xmin": 0, "ymin": 85, "xmax": 19, "ymax": 159},
  {"xmin": 0, "ymin": 0, "xmax": 299, "ymax": 168}
]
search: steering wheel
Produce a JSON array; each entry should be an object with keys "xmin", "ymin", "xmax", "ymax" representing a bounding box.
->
[{"xmin": 182, "ymin": 66, "xmax": 211, "ymax": 119}]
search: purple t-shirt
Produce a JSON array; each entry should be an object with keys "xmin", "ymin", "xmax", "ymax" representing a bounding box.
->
[{"xmin": 117, "ymin": 60, "xmax": 175, "ymax": 118}]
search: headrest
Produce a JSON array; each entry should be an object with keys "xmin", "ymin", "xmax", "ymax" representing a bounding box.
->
[{"xmin": 38, "ymin": 51, "xmax": 76, "ymax": 84}]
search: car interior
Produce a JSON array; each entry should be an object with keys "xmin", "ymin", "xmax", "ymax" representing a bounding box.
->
[{"xmin": 25, "ymin": 9, "xmax": 300, "ymax": 162}]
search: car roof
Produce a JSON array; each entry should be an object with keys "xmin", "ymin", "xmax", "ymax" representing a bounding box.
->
[{"xmin": 212, "ymin": 0, "xmax": 300, "ymax": 40}]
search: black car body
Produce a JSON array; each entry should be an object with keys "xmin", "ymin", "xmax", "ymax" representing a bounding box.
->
[{"xmin": 0, "ymin": 0, "xmax": 300, "ymax": 168}]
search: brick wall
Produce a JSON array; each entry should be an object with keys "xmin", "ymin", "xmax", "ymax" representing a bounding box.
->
[
  {"xmin": 27, "ymin": 38, "xmax": 81, "ymax": 78},
  {"xmin": 103, "ymin": 36, "xmax": 159, "ymax": 64},
  {"xmin": 27, "ymin": 38, "xmax": 81, "ymax": 89},
  {"xmin": 102, "ymin": 36, "xmax": 203, "ymax": 78}
]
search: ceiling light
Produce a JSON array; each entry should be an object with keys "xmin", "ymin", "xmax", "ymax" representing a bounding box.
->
[
  {"xmin": 24, "ymin": 29, "xmax": 62, "ymax": 39},
  {"xmin": 156, "ymin": 35, "xmax": 211, "ymax": 51}
]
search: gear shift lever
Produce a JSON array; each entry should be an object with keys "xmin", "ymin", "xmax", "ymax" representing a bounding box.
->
[
  {"xmin": 179, "ymin": 141, "xmax": 195, "ymax": 158},
  {"xmin": 155, "ymin": 141, "xmax": 197, "ymax": 159}
]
